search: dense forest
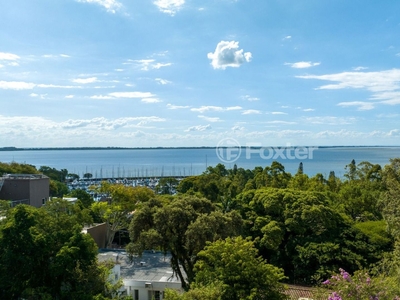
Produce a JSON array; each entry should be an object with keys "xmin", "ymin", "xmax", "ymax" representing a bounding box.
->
[{"xmin": 0, "ymin": 158, "xmax": 399, "ymax": 299}]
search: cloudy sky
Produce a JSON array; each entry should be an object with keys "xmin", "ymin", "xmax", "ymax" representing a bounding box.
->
[{"xmin": 1, "ymin": 0, "xmax": 400, "ymax": 147}]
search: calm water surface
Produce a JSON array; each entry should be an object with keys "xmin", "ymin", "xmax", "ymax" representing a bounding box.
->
[{"xmin": 0, "ymin": 147, "xmax": 399, "ymax": 178}]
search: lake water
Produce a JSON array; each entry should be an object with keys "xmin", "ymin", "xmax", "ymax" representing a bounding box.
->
[{"xmin": 0, "ymin": 147, "xmax": 399, "ymax": 179}]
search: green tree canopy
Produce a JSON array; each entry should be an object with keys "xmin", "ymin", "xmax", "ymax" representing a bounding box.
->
[
  {"xmin": 127, "ymin": 196, "xmax": 242, "ymax": 289},
  {"xmin": 194, "ymin": 236, "xmax": 287, "ymax": 300},
  {"xmin": 0, "ymin": 204, "xmax": 106, "ymax": 299}
]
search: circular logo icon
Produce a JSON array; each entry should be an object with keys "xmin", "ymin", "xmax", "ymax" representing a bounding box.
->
[{"xmin": 216, "ymin": 138, "xmax": 242, "ymax": 163}]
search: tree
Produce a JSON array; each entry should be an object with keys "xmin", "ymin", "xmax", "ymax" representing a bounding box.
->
[
  {"xmin": 156, "ymin": 177, "xmax": 179, "ymax": 194},
  {"xmin": 127, "ymin": 196, "xmax": 242, "ymax": 289},
  {"xmin": 194, "ymin": 236, "xmax": 287, "ymax": 300},
  {"xmin": 344, "ymin": 159, "xmax": 357, "ymax": 181},
  {"xmin": 0, "ymin": 204, "xmax": 106, "ymax": 299},
  {"xmin": 39, "ymin": 166, "xmax": 68, "ymax": 182},
  {"xmin": 67, "ymin": 173, "xmax": 80, "ymax": 181},
  {"xmin": 84, "ymin": 173, "xmax": 93, "ymax": 179},
  {"xmin": 380, "ymin": 158, "xmax": 400, "ymax": 237},
  {"xmin": 297, "ymin": 162, "xmax": 304, "ymax": 175},
  {"xmin": 164, "ymin": 283, "xmax": 224, "ymax": 300},
  {"xmin": 69, "ymin": 188, "xmax": 95, "ymax": 208},
  {"xmin": 91, "ymin": 182, "xmax": 154, "ymax": 248}
]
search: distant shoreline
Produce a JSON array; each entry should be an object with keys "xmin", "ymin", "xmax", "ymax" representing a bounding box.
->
[{"xmin": 1, "ymin": 145, "xmax": 399, "ymax": 151}]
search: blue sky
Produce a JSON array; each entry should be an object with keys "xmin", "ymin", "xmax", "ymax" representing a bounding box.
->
[{"xmin": 1, "ymin": 0, "xmax": 400, "ymax": 147}]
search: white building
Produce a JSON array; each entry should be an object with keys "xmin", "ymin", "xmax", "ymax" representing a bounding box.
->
[{"xmin": 98, "ymin": 250, "xmax": 184, "ymax": 300}]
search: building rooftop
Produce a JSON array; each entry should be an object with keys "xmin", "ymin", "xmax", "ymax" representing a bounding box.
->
[
  {"xmin": 98, "ymin": 250, "xmax": 182, "ymax": 283},
  {"xmin": 0, "ymin": 174, "xmax": 49, "ymax": 180}
]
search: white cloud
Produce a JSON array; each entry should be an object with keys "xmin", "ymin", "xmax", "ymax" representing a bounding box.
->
[
  {"xmin": 226, "ymin": 106, "xmax": 242, "ymax": 111},
  {"xmin": 65, "ymin": 95, "xmax": 74, "ymax": 99},
  {"xmin": 167, "ymin": 103, "xmax": 190, "ymax": 109},
  {"xmin": 242, "ymin": 109, "xmax": 261, "ymax": 115},
  {"xmin": 71, "ymin": 77, "xmax": 98, "ymax": 84},
  {"xmin": 108, "ymin": 92, "xmax": 154, "ymax": 98},
  {"xmin": 191, "ymin": 106, "xmax": 224, "ymax": 113},
  {"xmin": 297, "ymin": 69, "xmax": 400, "ymax": 92},
  {"xmin": 303, "ymin": 108, "xmax": 315, "ymax": 112},
  {"xmin": 76, "ymin": 0, "xmax": 122, "ymax": 13},
  {"xmin": 60, "ymin": 116, "xmax": 165, "ymax": 130},
  {"xmin": 141, "ymin": 98, "xmax": 162, "ymax": 103},
  {"xmin": 0, "ymin": 81, "xmax": 35, "ymax": 90},
  {"xmin": 353, "ymin": 66, "xmax": 368, "ymax": 71},
  {"xmin": 242, "ymin": 95, "xmax": 260, "ymax": 101},
  {"xmin": 265, "ymin": 120, "xmax": 296, "ymax": 125},
  {"xmin": 283, "ymin": 35, "xmax": 292, "ymax": 40},
  {"xmin": 153, "ymin": 62, "xmax": 172, "ymax": 69},
  {"xmin": 337, "ymin": 101, "xmax": 375, "ymax": 111},
  {"xmin": 0, "ymin": 81, "xmax": 81, "ymax": 90},
  {"xmin": 191, "ymin": 105, "xmax": 241, "ymax": 113},
  {"xmin": 132, "ymin": 59, "xmax": 172, "ymax": 71},
  {"xmin": 36, "ymin": 84, "xmax": 79, "ymax": 89},
  {"xmin": 285, "ymin": 61, "xmax": 320, "ymax": 68},
  {"xmin": 91, "ymin": 91, "xmax": 155, "ymax": 100},
  {"xmin": 90, "ymin": 95, "xmax": 115, "ymax": 99},
  {"xmin": 0, "ymin": 52, "xmax": 20, "ymax": 61},
  {"xmin": 185, "ymin": 124, "xmax": 212, "ymax": 132},
  {"xmin": 232, "ymin": 125, "xmax": 245, "ymax": 131},
  {"xmin": 30, "ymin": 93, "xmax": 47, "ymax": 99},
  {"xmin": 298, "ymin": 69, "xmax": 400, "ymax": 107},
  {"xmin": 270, "ymin": 111, "xmax": 288, "ymax": 115},
  {"xmin": 155, "ymin": 78, "xmax": 172, "ymax": 85},
  {"xmin": 198, "ymin": 115, "xmax": 222, "ymax": 122},
  {"xmin": 207, "ymin": 41, "xmax": 252, "ymax": 70},
  {"xmin": 304, "ymin": 116, "xmax": 356, "ymax": 125},
  {"xmin": 154, "ymin": 0, "xmax": 185, "ymax": 15},
  {"xmin": 42, "ymin": 54, "xmax": 71, "ymax": 59}
]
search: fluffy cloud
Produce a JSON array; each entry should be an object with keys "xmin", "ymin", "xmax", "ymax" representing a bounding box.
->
[
  {"xmin": 285, "ymin": 61, "xmax": 320, "ymax": 68},
  {"xmin": 155, "ymin": 78, "xmax": 172, "ymax": 85},
  {"xmin": 167, "ymin": 103, "xmax": 190, "ymax": 109},
  {"xmin": 0, "ymin": 81, "xmax": 35, "ymax": 90},
  {"xmin": 0, "ymin": 52, "xmax": 20, "ymax": 60},
  {"xmin": 141, "ymin": 98, "xmax": 162, "ymax": 103},
  {"xmin": 60, "ymin": 116, "xmax": 165, "ymax": 129},
  {"xmin": 191, "ymin": 105, "xmax": 241, "ymax": 113},
  {"xmin": 270, "ymin": 111, "xmax": 288, "ymax": 115},
  {"xmin": 185, "ymin": 124, "xmax": 212, "ymax": 132},
  {"xmin": 71, "ymin": 77, "xmax": 98, "ymax": 84},
  {"xmin": 0, "ymin": 81, "xmax": 82, "ymax": 90},
  {"xmin": 298, "ymin": 69, "xmax": 400, "ymax": 107},
  {"xmin": 298, "ymin": 69, "xmax": 400, "ymax": 92},
  {"xmin": 154, "ymin": 0, "xmax": 185, "ymax": 15},
  {"xmin": 198, "ymin": 115, "xmax": 221, "ymax": 122},
  {"xmin": 242, "ymin": 95, "xmax": 260, "ymax": 101},
  {"xmin": 242, "ymin": 109, "xmax": 261, "ymax": 115},
  {"xmin": 337, "ymin": 101, "xmax": 375, "ymax": 111},
  {"xmin": 76, "ymin": 0, "xmax": 122, "ymax": 13},
  {"xmin": 207, "ymin": 41, "xmax": 252, "ymax": 70},
  {"xmin": 130, "ymin": 59, "xmax": 172, "ymax": 71},
  {"xmin": 303, "ymin": 116, "xmax": 356, "ymax": 125},
  {"xmin": 42, "ymin": 54, "xmax": 71, "ymax": 58}
]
